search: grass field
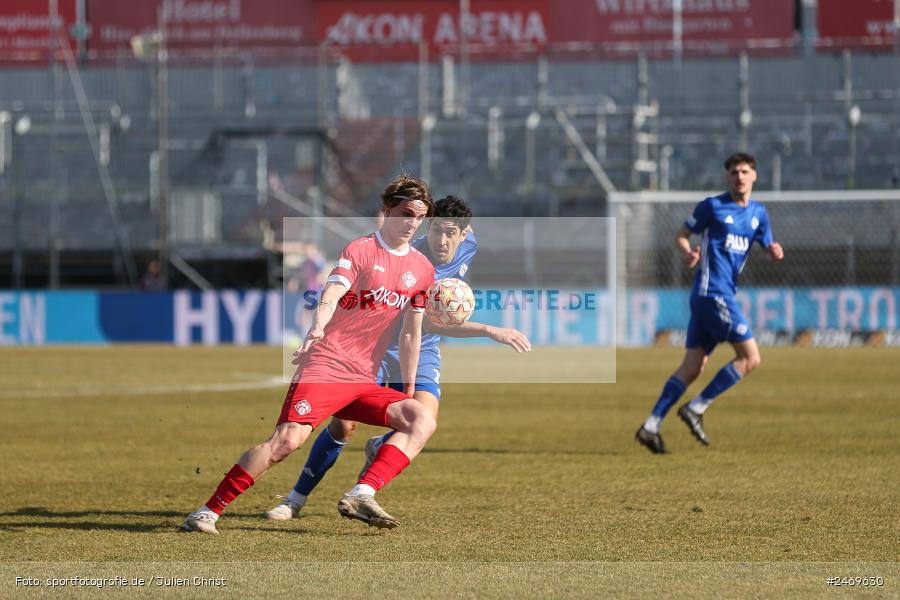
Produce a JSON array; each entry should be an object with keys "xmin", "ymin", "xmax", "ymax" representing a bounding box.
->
[{"xmin": 1, "ymin": 345, "xmax": 898, "ymax": 598}]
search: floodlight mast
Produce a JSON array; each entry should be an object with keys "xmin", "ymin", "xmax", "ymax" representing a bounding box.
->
[
  {"xmin": 156, "ymin": 6, "xmax": 170, "ymax": 289},
  {"xmin": 49, "ymin": 0, "xmax": 62, "ymax": 289},
  {"xmin": 895, "ymin": 0, "xmax": 900, "ymax": 185},
  {"xmin": 131, "ymin": 10, "xmax": 170, "ymax": 288}
]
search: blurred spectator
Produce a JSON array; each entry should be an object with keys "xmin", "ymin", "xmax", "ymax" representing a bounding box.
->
[
  {"xmin": 140, "ymin": 260, "xmax": 164, "ymax": 291},
  {"xmin": 298, "ymin": 242, "xmax": 327, "ymax": 295},
  {"xmin": 278, "ymin": 240, "xmax": 328, "ymax": 337}
]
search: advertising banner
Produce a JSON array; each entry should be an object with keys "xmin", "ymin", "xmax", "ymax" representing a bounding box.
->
[
  {"xmin": 313, "ymin": 0, "xmax": 550, "ymax": 61},
  {"xmin": 818, "ymin": 0, "xmax": 896, "ymax": 48},
  {"xmin": 552, "ymin": 0, "xmax": 795, "ymax": 49},
  {"xmin": 2, "ymin": 288, "xmax": 899, "ymax": 347},
  {"xmin": 86, "ymin": 0, "xmax": 311, "ymax": 53},
  {"xmin": 0, "ymin": 0, "xmax": 77, "ymax": 62}
]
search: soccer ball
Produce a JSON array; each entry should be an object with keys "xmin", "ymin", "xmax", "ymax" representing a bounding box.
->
[{"xmin": 426, "ymin": 278, "xmax": 475, "ymax": 326}]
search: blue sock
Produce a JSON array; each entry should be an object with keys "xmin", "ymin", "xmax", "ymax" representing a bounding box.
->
[
  {"xmin": 650, "ymin": 376, "xmax": 687, "ymax": 419},
  {"xmin": 697, "ymin": 363, "xmax": 742, "ymax": 402},
  {"xmin": 294, "ymin": 428, "xmax": 346, "ymax": 496}
]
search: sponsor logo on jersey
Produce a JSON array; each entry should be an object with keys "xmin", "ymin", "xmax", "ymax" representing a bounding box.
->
[
  {"xmin": 401, "ymin": 271, "xmax": 417, "ymax": 288},
  {"xmin": 725, "ymin": 233, "xmax": 750, "ymax": 253},
  {"xmin": 363, "ymin": 286, "xmax": 413, "ymax": 310},
  {"xmin": 751, "ymin": 216, "xmax": 759, "ymax": 229},
  {"xmin": 294, "ymin": 399, "xmax": 312, "ymax": 416},
  {"xmin": 374, "ymin": 264, "xmax": 385, "ymax": 272},
  {"xmin": 336, "ymin": 258, "xmax": 352, "ymax": 269},
  {"xmin": 724, "ymin": 215, "xmax": 734, "ymax": 224},
  {"xmin": 458, "ymin": 264, "xmax": 468, "ymax": 277}
]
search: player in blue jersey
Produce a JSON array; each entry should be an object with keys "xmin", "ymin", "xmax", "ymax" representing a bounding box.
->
[
  {"xmin": 636, "ymin": 153, "xmax": 784, "ymax": 454},
  {"xmin": 265, "ymin": 196, "xmax": 531, "ymax": 520}
]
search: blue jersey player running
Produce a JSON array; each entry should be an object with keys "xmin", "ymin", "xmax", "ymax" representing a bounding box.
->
[
  {"xmin": 266, "ymin": 196, "xmax": 531, "ymax": 520},
  {"xmin": 636, "ymin": 153, "xmax": 784, "ymax": 454}
]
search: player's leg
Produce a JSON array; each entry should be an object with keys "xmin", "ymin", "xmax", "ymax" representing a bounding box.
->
[
  {"xmin": 637, "ymin": 296, "xmax": 718, "ymax": 454},
  {"xmin": 335, "ymin": 386, "xmax": 437, "ymax": 527},
  {"xmin": 636, "ymin": 347, "xmax": 707, "ymax": 453},
  {"xmin": 656, "ymin": 346, "xmax": 708, "ymax": 422},
  {"xmin": 685, "ymin": 337, "xmax": 759, "ymax": 416},
  {"xmin": 183, "ymin": 422, "xmax": 311, "ymax": 533},
  {"xmin": 184, "ymin": 380, "xmax": 350, "ymax": 533},
  {"xmin": 358, "ymin": 383, "xmax": 441, "ymax": 477},
  {"xmin": 679, "ymin": 299, "xmax": 758, "ymax": 445},
  {"xmin": 353, "ymin": 397, "xmax": 436, "ymax": 492},
  {"xmin": 266, "ymin": 418, "xmax": 358, "ymax": 520}
]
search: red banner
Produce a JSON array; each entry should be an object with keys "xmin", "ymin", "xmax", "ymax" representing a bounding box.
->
[
  {"xmin": 86, "ymin": 0, "xmax": 312, "ymax": 53},
  {"xmin": 0, "ymin": 0, "xmax": 77, "ymax": 62},
  {"xmin": 314, "ymin": 0, "xmax": 550, "ymax": 61},
  {"xmin": 552, "ymin": 0, "xmax": 794, "ymax": 48},
  {"xmin": 818, "ymin": 0, "xmax": 896, "ymax": 48}
]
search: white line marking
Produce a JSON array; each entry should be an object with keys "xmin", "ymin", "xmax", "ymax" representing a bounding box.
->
[{"xmin": 0, "ymin": 377, "xmax": 287, "ymax": 399}]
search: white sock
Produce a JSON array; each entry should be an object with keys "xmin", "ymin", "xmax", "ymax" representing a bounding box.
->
[
  {"xmin": 346, "ymin": 484, "xmax": 376, "ymax": 497},
  {"xmin": 197, "ymin": 505, "xmax": 219, "ymax": 521},
  {"xmin": 643, "ymin": 415, "xmax": 661, "ymax": 434},
  {"xmin": 286, "ymin": 490, "xmax": 307, "ymax": 506},
  {"xmin": 687, "ymin": 396, "xmax": 712, "ymax": 415}
]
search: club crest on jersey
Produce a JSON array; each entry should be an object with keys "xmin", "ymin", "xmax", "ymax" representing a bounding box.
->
[
  {"xmin": 401, "ymin": 271, "xmax": 417, "ymax": 288},
  {"xmin": 725, "ymin": 233, "xmax": 750, "ymax": 253},
  {"xmin": 751, "ymin": 216, "xmax": 759, "ymax": 229},
  {"xmin": 294, "ymin": 400, "xmax": 312, "ymax": 416},
  {"xmin": 459, "ymin": 264, "xmax": 468, "ymax": 277}
]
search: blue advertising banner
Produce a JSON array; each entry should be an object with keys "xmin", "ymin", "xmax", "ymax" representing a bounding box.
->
[{"xmin": 1, "ymin": 288, "xmax": 899, "ymax": 347}]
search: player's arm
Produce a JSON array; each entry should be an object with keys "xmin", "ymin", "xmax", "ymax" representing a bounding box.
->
[
  {"xmin": 675, "ymin": 226, "xmax": 700, "ymax": 268},
  {"xmin": 398, "ymin": 308, "xmax": 424, "ymax": 397},
  {"xmin": 424, "ymin": 319, "xmax": 531, "ymax": 353},
  {"xmin": 291, "ymin": 280, "xmax": 347, "ymax": 363},
  {"xmin": 757, "ymin": 208, "xmax": 784, "ymax": 262}
]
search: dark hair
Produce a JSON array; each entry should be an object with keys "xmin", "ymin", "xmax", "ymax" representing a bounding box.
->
[
  {"xmin": 381, "ymin": 174, "xmax": 434, "ymax": 217},
  {"xmin": 724, "ymin": 152, "xmax": 756, "ymax": 171},
  {"xmin": 433, "ymin": 195, "xmax": 472, "ymax": 230}
]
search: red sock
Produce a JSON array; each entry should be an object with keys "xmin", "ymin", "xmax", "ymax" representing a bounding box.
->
[
  {"xmin": 205, "ymin": 464, "xmax": 255, "ymax": 514},
  {"xmin": 358, "ymin": 444, "xmax": 411, "ymax": 492}
]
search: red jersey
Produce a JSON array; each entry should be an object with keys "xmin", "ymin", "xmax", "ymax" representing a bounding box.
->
[{"xmin": 297, "ymin": 231, "xmax": 435, "ymax": 383}]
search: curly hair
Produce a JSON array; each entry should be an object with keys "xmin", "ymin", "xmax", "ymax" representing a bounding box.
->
[
  {"xmin": 381, "ymin": 174, "xmax": 434, "ymax": 217},
  {"xmin": 724, "ymin": 152, "xmax": 756, "ymax": 171},
  {"xmin": 433, "ymin": 195, "xmax": 472, "ymax": 230}
]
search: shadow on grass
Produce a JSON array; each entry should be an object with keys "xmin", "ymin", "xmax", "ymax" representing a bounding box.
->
[
  {"xmin": 422, "ymin": 447, "xmax": 620, "ymax": 456},
  {"xmin": 0, "ymin": 506, "xmax": 310, "ymax": 535},
  {"xmin": 0, "ymin": 507, "xmax": 185, "ymax": 519},
  {"xmin": 0, "ymin": 507, "xmax": 268, "ymax": 519}
]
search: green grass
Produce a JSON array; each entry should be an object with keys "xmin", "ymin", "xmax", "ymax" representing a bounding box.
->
[{"xmin": 1, "ymin": 346, "xmax": 898, "ymax": 597}]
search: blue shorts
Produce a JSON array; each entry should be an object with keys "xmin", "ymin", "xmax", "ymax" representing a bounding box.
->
[
  {"xmin": 377, "ymin": 346, "xmax": 442, "ymax": 400},
  {"xmin": 686, "ymin": 294, "xmax": 753, "ymax": 355}
]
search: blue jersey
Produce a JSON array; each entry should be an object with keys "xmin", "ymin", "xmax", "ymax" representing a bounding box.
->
[
  {"xmin": 382, "ymin": 231, "xmax": 478, "ymax": 361},
  {"xmin": 686, "ymin": 193, "xmax": 773, "ymax": 298}
]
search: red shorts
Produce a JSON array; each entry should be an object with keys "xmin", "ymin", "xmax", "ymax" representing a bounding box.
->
[{"xmin": 277, "ymin": 381, "xmax": 408, "ymax": 429}]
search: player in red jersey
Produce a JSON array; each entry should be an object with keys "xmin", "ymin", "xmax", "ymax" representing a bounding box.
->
[{"xmin": 182, "ymin": 175, "xmax": 436, "ymax": 533}]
